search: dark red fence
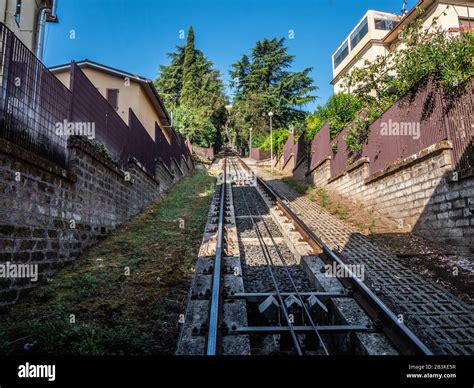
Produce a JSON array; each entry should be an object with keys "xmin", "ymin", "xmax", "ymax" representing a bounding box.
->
[
  {"xmin": 193, "ymin": 145, "xmax": 215, "ymax": 160},
  {"xmin": 364, "ymin": 77, "xmax": 448, "ymax": 175},
  {"xmin": 250, "ymin": 148, "xmax": 269, "ymax": 161},
  {"xmin": 310, "ymin": 123, "xmax": 331, "ymax": 170},
  {"xmin": 0, "ymin": 22, "xmax": 190, "ymax": 175},
  {"xmin": 444, "ymin": 79, "xmax": 474, "ymax": 177},
  {"xmin": 281, "ymin": 132, "xmax": 307, "ymax": 169},
  {"xmin": 309, "ymin": 76, "xmax": 474, "ymax": 178},
  {"xmin": 70, "ymin": 62, "xmax": 131, "ymax": 167},
  {"xmin": 282, "ymin": 132, "xmax": 296, "ymax": 165},
  {"xmin": 128, "ymin": 109, "xmax": 157, "ymax": 172},
  {"xmin": 70, "ymin": 62, "xmax": 188, "ymax": 174},
  {"xmin": 330, "ymin": 127, "xmax": 352, "ymax": 177}
]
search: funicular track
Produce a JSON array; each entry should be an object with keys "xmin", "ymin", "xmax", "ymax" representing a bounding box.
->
[{"xmin": 177, "ymin": 150, "xmax": 432, "ymax": 356}]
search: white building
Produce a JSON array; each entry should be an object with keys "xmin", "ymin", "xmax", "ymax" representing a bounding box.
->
[
  {"xmin": 0, "ymin": 0, "xmax": 58, "ymax": 56},
  {"xmin": 331, "ymin": 0, "xmax": 474, "ymax": 93}
]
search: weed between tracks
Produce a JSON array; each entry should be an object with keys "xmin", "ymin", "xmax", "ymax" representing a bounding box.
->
[{"xmin": 0, "ymin": 169, "xmax": 215, "ymax": 355}]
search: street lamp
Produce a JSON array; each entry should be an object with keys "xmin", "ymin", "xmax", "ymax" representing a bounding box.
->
[
  {"xmin": 249, "ymin": 128, "xmax": 253, "ymax": 158},
  {"xmin": 268, "ymin": 112, "xmax": 274, "ymax": 172}
]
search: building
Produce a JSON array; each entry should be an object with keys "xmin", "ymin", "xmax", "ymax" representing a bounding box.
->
[
  {"xmin": 50, "ymin": 60, "xmax": 173, "ymax": 143},
  {"xmin": 0, "ymin": 0, "xmax": 57, "ymax": 56},
  {"xmin": 331, "ymin": 0, "xmax": 474, "ymax": 93}
]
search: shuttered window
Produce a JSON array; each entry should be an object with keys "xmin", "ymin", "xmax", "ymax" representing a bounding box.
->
[{"xmin": 106, "ymin": 88, "xmax": 119, "ymax": 110}]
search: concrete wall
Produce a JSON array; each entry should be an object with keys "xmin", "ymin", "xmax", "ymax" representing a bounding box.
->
[{"xmin": 0, "ymin": 137, "xmax": 193, "ymax": 309}]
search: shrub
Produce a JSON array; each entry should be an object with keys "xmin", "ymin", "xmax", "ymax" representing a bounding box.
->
[
  {"xmin": 305, "ymin": 93, "xmax": 363, "ymax": 145},
  {"xmin": 260, "ymin": 129, "xmax": 290, "ymax": 156}
]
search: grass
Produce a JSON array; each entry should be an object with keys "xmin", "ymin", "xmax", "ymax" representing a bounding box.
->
[
  {"xmin": 291, "ymin": 183, "xmax": 393, "ymax": 234},
  {"xmin": 314, "ymin": 188, "xmax": 329, "ymax": 208},
  {"xmin": 282, "ymin": 178, "xmax": 309, "ymax": 195},
  {"xmin": 0, "ymin": 169, "xmax": 215, "ymax": 355}
]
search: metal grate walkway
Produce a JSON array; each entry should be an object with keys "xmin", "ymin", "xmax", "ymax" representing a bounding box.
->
[{"xmin": 249, "ymin": 161, "xmax": 474, "ymax": 355}]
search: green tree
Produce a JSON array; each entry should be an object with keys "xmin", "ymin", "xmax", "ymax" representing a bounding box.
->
[
  {"xmin": 181, "ymin": 26, "xmax": 199, "ymax": 106},
  {"xmin": 260, "ymin": 128, "xmax": 290, "ymax": 157},
  {"xmin": 304, "ymin": 93, "xmax": 363, "ymax": 145},
  {"xmin": 229, "ymin": 37, "xmax": 317, "ymax": 149},
  {"xmin": 154, "ymin": 46, "xmax": 185, "ymax": 109},
  {"xmin": 341, "ymin": 6, "xmax": 474, "ymax": 154},
  {"xmin": 155, "ymin": 26, "xmax": 227, "ymax": 148}
]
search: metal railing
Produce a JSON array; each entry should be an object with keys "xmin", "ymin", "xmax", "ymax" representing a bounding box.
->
[
  {"xmin": 0, "ymin": 22, "xmax": 191, "ymax": 175},
  {"xmin": 305, "ymin": 76, "xmax": 474, "ymax": 178},
  {"xmin": 0, "ymin": 22, "xmax": 71, "ymax": 167}
]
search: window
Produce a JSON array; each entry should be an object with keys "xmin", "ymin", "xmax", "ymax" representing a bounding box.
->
[
  {"xmin": 333, "ymin": 40, "xmax": 349, "ymax": 69},
  {"xmin": 106, "ymin": 89, "xmax": 119, "ymax": 110},
  {"xmin": 374, "ymin": 18, "xmax": 398, "ymax": 31},
  {"xmin": 350, "ymin": 17, "xmax": 369, "ymax": 50},
  {"xmin": 15, "ymin": 0, "xmax": 22, "ymax": 25},
  {"xmin": 459, "ymin": 17, "xmax": 474, "ymax": 29}
]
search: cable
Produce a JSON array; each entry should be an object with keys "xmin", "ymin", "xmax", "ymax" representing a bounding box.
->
[
  {"xmin": 236, "ymin": 156, "xmax": 330, "ymax": 355},
  {"xmin": 231, "ymin": 156, "xmax": 303, "ymax": 355}
]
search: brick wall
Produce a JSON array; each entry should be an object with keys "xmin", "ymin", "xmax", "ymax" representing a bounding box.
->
[
  {"xmin": 306, "ymin": 141, "xmax": 473, "ymax": 255},
  {"xmin": 292, "ymin": 159, "xmax": 308, "ymax": 184},
  {"xmin": 306, "ymin": 157, "xmax": 331, "ymax": 187},
  {"xmin": 415, "ymin": 169, "xmax": 474, "ymax": 251},
  {"xmin": 0, "ymin": 137, "xmax": 193, "ymax": 308}
]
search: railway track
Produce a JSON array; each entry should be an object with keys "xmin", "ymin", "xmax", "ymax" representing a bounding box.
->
[{"xmin": 177, "ymin": 151, "xmax": 432, "ymax": 356}]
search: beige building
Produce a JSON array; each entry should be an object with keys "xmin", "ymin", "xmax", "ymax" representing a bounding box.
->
[
  {"xmin": 331, "ymin": 0, "xmax": 474, "ymax": 93},
  {"xmin": 50, "ymin": 60, "xmax": 173, "ymax": 143},
  {"xmin": 0, "ymin": 0, "xmax": 57, "ymax": 55}
]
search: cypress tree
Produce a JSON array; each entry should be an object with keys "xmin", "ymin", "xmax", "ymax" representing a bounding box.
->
[{"xmin": 181, "ymin": 26, "xmax": 198, "ymax": 106}]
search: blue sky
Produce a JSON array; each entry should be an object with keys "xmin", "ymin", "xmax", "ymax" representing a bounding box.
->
[{"xmin": 44, "ymin": 0, "xmax": 418, "ymax": 112}]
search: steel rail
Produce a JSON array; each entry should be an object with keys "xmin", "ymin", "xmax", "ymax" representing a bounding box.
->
[
  {"xmin": 238, "ymin": 156, "xmax": 433, "ymax": 356},
  {"xmin": 206, "ymin": 156, "xmax": 227, "ymax": 355},
  {"xmin": 234, "ymin": 157, "xmax": 330, "ymax": 355},
  {"xmin": 229, "ymin": 157, "xmax": 304, "ymax": 355}
]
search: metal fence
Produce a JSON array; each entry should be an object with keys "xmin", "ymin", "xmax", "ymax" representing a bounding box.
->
[
  {"xmin": 444, "ymin": 78, "xmax": 474, "ymax": 178},
  {"xmin": 250, "ymin": 148, "xmax": 269, "ymax": 161},
  {"xmin": 310, "ymin": 122, "xmax": 331, "ymax": 170},
  {"xmin": 0, "ymin": 22, "xmax": 190, "ymax": 176},
  {"xmin": 281, "ymin": 131, "xmax": 307, "ymax": 169},
  {"xmin": 307, "ymin": 76, "xmax": 474, "ymax": 179},
  {"xmin": 193, "ymin": 145, "xmax": 215, "ymax": 160},
  {"xmin": 0, "ymin": 23, "xmax": 71, "ymax": 167}
]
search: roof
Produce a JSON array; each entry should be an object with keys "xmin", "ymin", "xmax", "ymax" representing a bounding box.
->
[
  {"xmin": 49, "ymin": 59, "xmax": 172, "ymax": 126},
  {"xmin": 382, "ymin": 0, "xmax": 435, "ymax": 44}
]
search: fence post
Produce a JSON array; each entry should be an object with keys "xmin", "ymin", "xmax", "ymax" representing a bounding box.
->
[{"xmin": 68, "ymin": 61, "xmax": 75, "ymax": 122}]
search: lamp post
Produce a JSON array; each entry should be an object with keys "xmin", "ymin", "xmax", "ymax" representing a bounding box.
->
[
  {"xmin": 268, "ymin": 112, "xmax": 274, "ymax": 172},
  {"xmin": 249, "ymin": 128, "xmax": 253, "ymax": 158}
]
